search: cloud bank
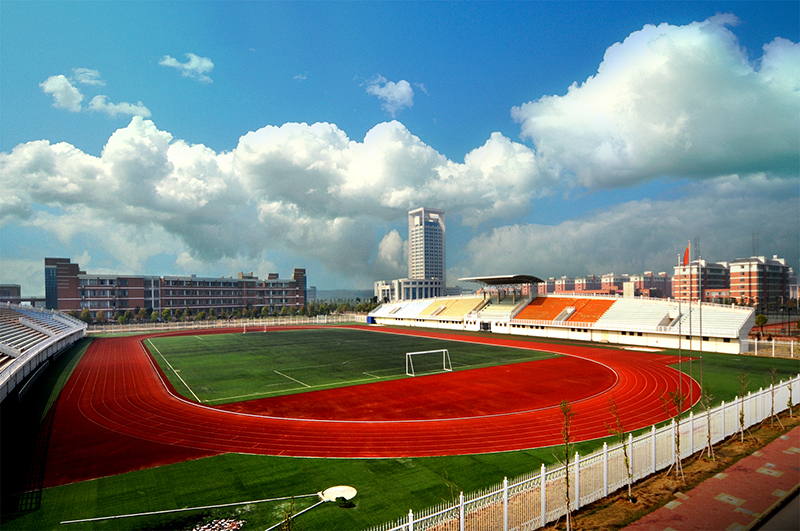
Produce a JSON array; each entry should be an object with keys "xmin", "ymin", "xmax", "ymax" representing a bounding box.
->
[
  {"xmin": 511, "ymin": 14, "xmax": 799, "ymax": 188},
  {"xmin": 7, "ymin": 15, "xmax": 798, "ymax": 289}
]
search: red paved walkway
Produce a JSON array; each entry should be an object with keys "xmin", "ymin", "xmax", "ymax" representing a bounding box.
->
[{"xmin": 625, "ymin": 426, "xmax": 800, "ymax": 531}]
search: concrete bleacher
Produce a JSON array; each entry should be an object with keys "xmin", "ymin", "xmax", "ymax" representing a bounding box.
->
[
  {"xmin": 0, "ymin": 307, "xmax": 50, "ymax": 354},
  {"xmin": 477, "ymin": 298, "xmax": 525, "ymax": 320},
  {"xmin": 671, "ymin": 306, "xmax": 752, "ymax": 337},
  {"xmin": 515, "ymin": 297, "xmax": 616, "ymax": 324},
  {"xmin": 1, "ymin": 303, "xmax": 88, "ymax": 403},
  {"xmin": 594, "ymin": 299, "xmax": 676, "ymax": 330}
]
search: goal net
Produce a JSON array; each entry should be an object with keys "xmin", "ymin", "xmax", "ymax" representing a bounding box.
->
[{"xmin": 405, "ymin": 349, "xmax": 452, "ymax": 377}]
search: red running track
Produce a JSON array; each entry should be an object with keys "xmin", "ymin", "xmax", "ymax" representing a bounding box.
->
[{"xmin": 44, "ymin": 326, "xmax": 699, "ymax": 487}]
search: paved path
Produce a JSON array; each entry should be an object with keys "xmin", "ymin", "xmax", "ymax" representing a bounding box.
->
[{"xmin": 625, "ymin": 426, "xmax": 800, "ymax": 531}]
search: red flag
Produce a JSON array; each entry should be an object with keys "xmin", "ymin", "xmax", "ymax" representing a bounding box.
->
[{"xmin": 683, "ymin": 241, "xmax": 690, "ymax": 266}]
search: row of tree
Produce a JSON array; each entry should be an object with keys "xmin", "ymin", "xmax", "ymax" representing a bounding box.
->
[{"xmin": 70, "ymin": 298, "xmax": 382, "ymax": 325}]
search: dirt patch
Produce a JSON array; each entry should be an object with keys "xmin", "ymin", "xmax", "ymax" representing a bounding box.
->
[{"xmin": 550, "ymin": 408, "xmax": 800, "ymax": 531}]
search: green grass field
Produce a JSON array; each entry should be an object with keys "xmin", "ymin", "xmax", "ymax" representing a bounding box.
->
[
  {"xmin": 146, "ymin": 327, "xmax": 558, "ymax": 404},
  {"xmin": 2, "ymin": 330, "xmax": 798, "ymax": 531}
]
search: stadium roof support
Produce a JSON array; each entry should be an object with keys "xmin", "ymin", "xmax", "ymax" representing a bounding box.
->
[
  {"xmin": 458, "ymin": 274, "xmax": 544, "ymax": 287},
  {"xmin": 458, "ymin": 274, "xmax": 544, "ymax": 304}
]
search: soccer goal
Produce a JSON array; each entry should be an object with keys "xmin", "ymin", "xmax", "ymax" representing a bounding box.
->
[{"xmin": 405, "ymin": 349, "xmax": 452, "ymax": 377}]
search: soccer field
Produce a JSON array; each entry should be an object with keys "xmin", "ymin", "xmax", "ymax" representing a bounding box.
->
[{"xmin": 146, "ymin": 327, "xmax": 558, "ymax": 404}]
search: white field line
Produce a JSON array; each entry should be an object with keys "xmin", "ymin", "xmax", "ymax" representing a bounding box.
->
[
  {"xmin": 273, "ymin": 370, "xmax": 311, "ymax": 388},
  {"xmin": 194, "ymin": 335, "xmax": 203, "ymax": 340},
  {"xmin": 61, "ymin": 493, "xmax": 319, "ymax": 524},
  {"xmin": 147, "ymin": 339, "xmax": 201, "ymax": 402},
  {"xmin": 204, "ymin": 372, "xmax": 402, "ymax": 404}
]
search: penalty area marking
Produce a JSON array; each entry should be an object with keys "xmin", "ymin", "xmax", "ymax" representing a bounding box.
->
[
  {"xmin": 273, "ymin": 370, "xmax": 311, "ymax": 388},
  {"xmin": 146, "ymin": 339, "xmax": 201, "ymax": 403}
]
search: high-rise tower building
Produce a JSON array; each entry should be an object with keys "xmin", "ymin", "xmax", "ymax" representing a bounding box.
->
[{"xmin": 408, "ymin": 207, "xmax": 445, "ymax": 286}]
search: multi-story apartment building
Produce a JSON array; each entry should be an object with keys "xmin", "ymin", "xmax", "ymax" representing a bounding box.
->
[
  {"xmin": 729, "ymin": 256, "xmax": 792, "ymax": 305},
  {"xmin": 574, "ymin": 275, "xmax": 601, "ymax": 292},
  {"xmin": 601, "ymin": 273, "xmax": 629, "ymax": 292},
  {"xmin": 554, "ymin": 276, "xmax": 575, "ymax": 292},
  {"xmin": 44, "ymin": 258, "xmax": 307, "ymax": 318},
  {"xmin": 672, "ymin": 259, "xmax": 730, "ymax": 302},
  {"xmin": 628, "ymin": 271, "xmax": 670, "ymax": 298}
]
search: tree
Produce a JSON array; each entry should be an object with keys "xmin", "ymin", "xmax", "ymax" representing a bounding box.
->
[
  {"xmin": 137, "ymin": 308, "xmax": 148, "ymax": 321},
  {"xmin": 161, "ymin": 308, "xmax": 172, "ymax": 321},
  {"xmin": 737, "ymin": 371, "xmax": 751, "ymax": 442},
  {"xmin": 80, "ymin": 308, "xmax": 93, "ymax": 325},
  {"xmin": 765, "ymin": 367, "xmax": 785, "ymax": 430},
  {"xmin": 554, "ymin": 400, "xmax": 575, "ymax": 530},
  {"xmin": 261, "ymin": 306, "xmax": 270, "ymax": 319},
  {"xmin": 606, "ymin": 396, "xmax": 633, "ymax": 501},
  {"xmin": 96, "ymin": 310, "xmax": 107, "ymax": 324},
  {"xmin": 194, "ymin": 311, "xmax": 206, "ymax": 322},
  {"xmin": 123, "ymin": 310, "xmax": 133, "ymax": 323},
  {"xmin": 150, "ymin": 310, "xmax": 159, "ymax": 323},
  {"xmin": 755, "ymin": 314, "xmax": 768, "ymax": 333},
  {"xmin": 660, "ymin": 389, "xmax": 687, "ymax": 481},
  {"xmin": 701, "ymin": 386, "xmax": 715, "ymax": 460}
]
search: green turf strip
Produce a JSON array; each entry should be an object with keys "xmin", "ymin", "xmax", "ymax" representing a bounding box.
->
[{"xmin": 145, "ymin": 327, "xmax": 558, "ymax": 404}]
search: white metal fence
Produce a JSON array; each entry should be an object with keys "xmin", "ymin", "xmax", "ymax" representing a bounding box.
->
[
  {"xmin": 369, "ymin": 375, "xmax": 800, "ymax": 531},
  {"xmin": 86, "ymin": 313, "xmax": 368, "ymax": 334},
  {"xmin": 744, "ymin": 338, "xmax": 796, "ymax": 359}
]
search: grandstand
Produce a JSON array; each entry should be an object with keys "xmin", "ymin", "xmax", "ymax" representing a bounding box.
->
[
  {"xmin": 369, "ymin": 290, "xmax": 755, "ymax": 354},
  {"xmin": 0, "ymin": 303, "xmax": 87, "ymax": 402}
]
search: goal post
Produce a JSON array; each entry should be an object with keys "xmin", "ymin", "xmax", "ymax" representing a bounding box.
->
[{"xmin": 405, "ymin": 349, "xmax": 452, "ymax": 377}]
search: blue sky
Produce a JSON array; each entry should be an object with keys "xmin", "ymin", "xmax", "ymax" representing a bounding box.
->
[{"xmin": 1, "ymin": 1, "xmax": 798, "ymax": 295}]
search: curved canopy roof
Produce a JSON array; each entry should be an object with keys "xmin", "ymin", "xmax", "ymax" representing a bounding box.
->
[{"xmin": 458, "ymin": 274, "xmax": 544, "ymax": 286}]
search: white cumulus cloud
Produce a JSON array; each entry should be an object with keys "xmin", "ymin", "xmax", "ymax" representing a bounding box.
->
[
  {"xmin": 88, "ymin": 95, "xmax": 151, "ymax": 118},
  {"xmin": 511, "ymin": 14, "xmax": 800, "ymax": 188},
  {"xmin": 159, "ymin": 53, "xmax": 214, "ymax": 84},
  {"xmin": 40, "ymin": 75, "xmax": 83, "ymax": 112},
  {"xmin": 366, "ymin": 75, "xmax": 415, "ymax": 117}
]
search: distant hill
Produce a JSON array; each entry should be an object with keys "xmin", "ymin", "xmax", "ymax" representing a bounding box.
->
[{"xmin": 314, "ymin": 289, "xmax": 374, "ymax": 301}]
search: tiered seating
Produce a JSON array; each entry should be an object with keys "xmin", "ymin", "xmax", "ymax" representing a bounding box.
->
[
  {"xmin": 438, "ymin": 297, "xmax": 484, "ymax": 318},
  {"xmin": 594, "ymin": 299, "xmax": 676, "ymax": 330},
  {"xmin": 17, "ymin": 309, "xmax": 73, "ymax": 334},
  {"xmin": 380, "ymin": 300, "xmax": 433, "ymax": 320},
  {"xmin": 0, "ymin": 307, "xmax": 50, "ymax": 354},
  {"xmin": 671, "ymin": 306, "xmax": 752, "ymax": 337},
  {"xmin": 477, "ymin": 298, "xmax": 521, "ymax": 320},
  {"xmin": 516, "ymin": 297, "xmax": 577, "ymax": 321},
  {"xmin": 568, "ymin": 299, "xmax": 616, "ymax": 323}
]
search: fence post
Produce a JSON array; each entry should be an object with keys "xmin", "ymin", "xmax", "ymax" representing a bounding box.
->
[
  {"xmin": 671, "ymin": 418, "xmax": 677, "ymax": 464},
  {"xmin": 501, "ymin": 476, "xmax": 510, "ymax": 531},
  {"xmin": 574, "ymin": 451, "xmax": 580, "ymax": 511},
  {"xmin": 689, "ymin": 411, "xmax": 694, "ymax": 455},
  {"xmin": 651, "ymin": 425, "xmax": 657, "ymax": 474},
  {"xmin": 721, "ymin": 401, "xmax": 726, "ymax": 439},
  {"xmin": 540, "ymin": 463, "xmax": 546, "ymax": 528},
  {"xmin": 755, "ymin": 337, "xmax": 758, "ymax": 355},
  {"xmin": 408, "ymin": 509, "xmax": 414, "ymax": 531},
  {"xmin": 602, "ymin": 442, "xmax": 608, "ymax": 497},
  {"xmin": 459, "ymin": 492, "xmax": 465, "ymax": 531},
  {"xmin": 628, "ymin": 433, "xmax": 634, "ymax": 480},
  {"xmin": 772, "ymin": 338, "xmax": 775, "ymax": 357}
]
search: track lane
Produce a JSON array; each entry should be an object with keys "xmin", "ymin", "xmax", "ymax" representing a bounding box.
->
[{"xmin": 45, "ymin": 326, "xmax": 700, "ymax": 486}]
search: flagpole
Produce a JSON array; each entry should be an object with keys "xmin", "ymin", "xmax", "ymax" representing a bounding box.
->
[
  {"xmin": 689, "ymin": 241, "xmax": 693, "ymax": 409},
  {"xmin": 678, "ymin": 252, "xmax": 682, "ymax": 411}
]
